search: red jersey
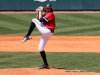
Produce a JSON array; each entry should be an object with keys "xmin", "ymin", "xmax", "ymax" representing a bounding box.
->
[{"xmin": 42, "ymin": 12, "xmax": 55, "ymax": 33}]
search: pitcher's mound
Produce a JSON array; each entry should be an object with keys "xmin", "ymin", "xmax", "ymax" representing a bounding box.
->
[{"xmin": 0, "ymin": 68, "xmax": 99, "ymax": 75}]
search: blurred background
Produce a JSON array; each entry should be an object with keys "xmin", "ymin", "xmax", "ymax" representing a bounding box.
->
[{"xmin": 0, "ymin": 0, "xmax": 100, "ymax": 11}]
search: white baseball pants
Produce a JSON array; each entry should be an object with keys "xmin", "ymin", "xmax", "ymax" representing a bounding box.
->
[{"xmin": 32, "ymin": 18, "xmax": 53, "ymax": 52}]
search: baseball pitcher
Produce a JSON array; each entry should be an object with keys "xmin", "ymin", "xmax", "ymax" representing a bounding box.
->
[{"xmin": 21, "ymin": 4, "xmax": 55, "ymax": 69}]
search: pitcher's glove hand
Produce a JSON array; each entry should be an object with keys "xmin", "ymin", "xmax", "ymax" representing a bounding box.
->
[{"xmin": 36, "ymin": 6, "xmax": 44, "ymax": 12}]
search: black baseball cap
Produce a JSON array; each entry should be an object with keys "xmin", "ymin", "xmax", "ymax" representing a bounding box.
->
[{"xmin": 45, "ymin": 4, "xmax": 52, "ymax": 8}]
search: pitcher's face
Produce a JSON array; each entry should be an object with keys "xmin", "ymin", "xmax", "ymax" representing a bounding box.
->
[{"xmin": 45, "ymin": 8, "xmax": 51, "ymax": 13}]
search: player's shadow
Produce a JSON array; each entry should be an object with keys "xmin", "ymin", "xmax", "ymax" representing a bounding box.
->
[{"xmin": 51, "ymin": 67, "xmax": 73, "ymax": 70}]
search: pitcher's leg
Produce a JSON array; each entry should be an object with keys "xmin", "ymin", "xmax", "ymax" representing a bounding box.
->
[
  {"xmin": 21, "ymin": 22, "xmax": 35, "ymax": 42},
  {"xmin": 32, "ymin": 18, "xmax": 51, "ymax": 35},
  {"xmin": 26, "ymin": 22, "xmax": 35, "ymax": 36},
  {"xmin": 38, "ymin": 35, "xmax": 47, "ymax": 52},
  {"xmin": 38, "ymin": 35, "xmax": 50, "ymax": 69},
  {"xmin": 39, "ymin": 51, "xmax": 49, "ymax": 69}
]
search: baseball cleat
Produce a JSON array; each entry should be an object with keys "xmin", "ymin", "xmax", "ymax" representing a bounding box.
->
[
  {"xmin": 29, "ymin": 36, "xmax": 32, "ymax": 39},
  {"xmin": 21, "ymin": 35, "xmax": 32, "ymax": 43},
  {"xmin": 38, "ymin": 64, "xmax": 50, "ymax": 69}
]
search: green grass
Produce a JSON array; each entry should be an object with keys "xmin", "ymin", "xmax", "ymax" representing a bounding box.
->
[
  {"xmin": 0, "ymin": 52, "xmax": 100, "ymax": 72},
  {"xmin": 0, "ymin": 13, "xmax": 100, "ymax": 35},
  {"xmin": 0, "ymin": 13, "xmax": 100, "ymax": 72}
]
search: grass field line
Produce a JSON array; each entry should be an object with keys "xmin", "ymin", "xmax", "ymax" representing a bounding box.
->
[
  {"xmin": 0, "ymin": 20, "xmax": 28, "ymax": 30},
  {"xmin": 56, "ymin": 21, "xmax": 80, "ymax": 28},
  {"xmin": 66, "ymin": 31, "xmax": 100, "ymax": 36},
  {"xmin": 56, "ymin": 22, "xmax": 67, "ymax": 26},
  {"xmin": 56, "ymin": 14, "xmax": 98, "ymax": 24},
  {"xmin": 55, "ymin": 24, "xmax": 100, "ymax": 32},
  {"xmin": 8, "ymin": 30, "xmax": 41, "ymax": 35},
  {"xmin": 3, "ymin": 14, "xmax": 34, "ymax": 22},
  {"xmin": 81, "ymin": 13, "xmax": 100, "ymax": 18}
]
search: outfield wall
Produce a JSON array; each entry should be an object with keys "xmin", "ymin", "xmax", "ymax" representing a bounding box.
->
[{"xmin": 0, "ymin": 0, "xmax": 100, "ymax": 11}]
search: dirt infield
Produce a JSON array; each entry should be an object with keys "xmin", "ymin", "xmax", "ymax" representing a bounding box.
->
[
  {"xmin": 0, "ymin": 11, "xmax": 100, "ymax": 13},
  {"xmin": 0, "ymin": 35, "xmax": 100, "ymax": 75},
  {"xmin": 0, "ymin": 68, "xmax": 100, "ymax": 75},
  {"xmin": 0, "ymin": 35, "xmax": 100, "ymax": 52}
]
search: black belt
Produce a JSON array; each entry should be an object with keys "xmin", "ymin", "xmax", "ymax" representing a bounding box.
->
[{"xmin": 50, "ymin": 29, "xmax": 53, "ymax": 33}]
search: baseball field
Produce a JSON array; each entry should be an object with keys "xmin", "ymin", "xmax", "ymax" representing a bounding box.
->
[{"xmin": 0, "ymin": 11, "xmax": 100, "ymax": 75}]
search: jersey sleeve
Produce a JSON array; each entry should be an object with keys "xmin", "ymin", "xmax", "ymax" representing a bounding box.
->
[
  {"xmin": 43, "ymin": 13, "xmax": 54, "ymax": 22},
  {"xmin": 39, "ymin": 17, "xmax": 46, "ymax": 22}
]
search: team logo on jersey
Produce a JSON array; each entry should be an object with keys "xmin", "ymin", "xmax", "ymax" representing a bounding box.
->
[
  {"xmin": 34, "ymin": 0, "xmax": 56, "ymax": 2},
  {"xmin": 45, "ymin": 16, "xmax": 48, "ymax": 18}
]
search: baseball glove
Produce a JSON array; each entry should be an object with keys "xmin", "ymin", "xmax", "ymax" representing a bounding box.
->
[{"xmin": 36, "ymin": 6, "xmax": 44, "ymax": 12}]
